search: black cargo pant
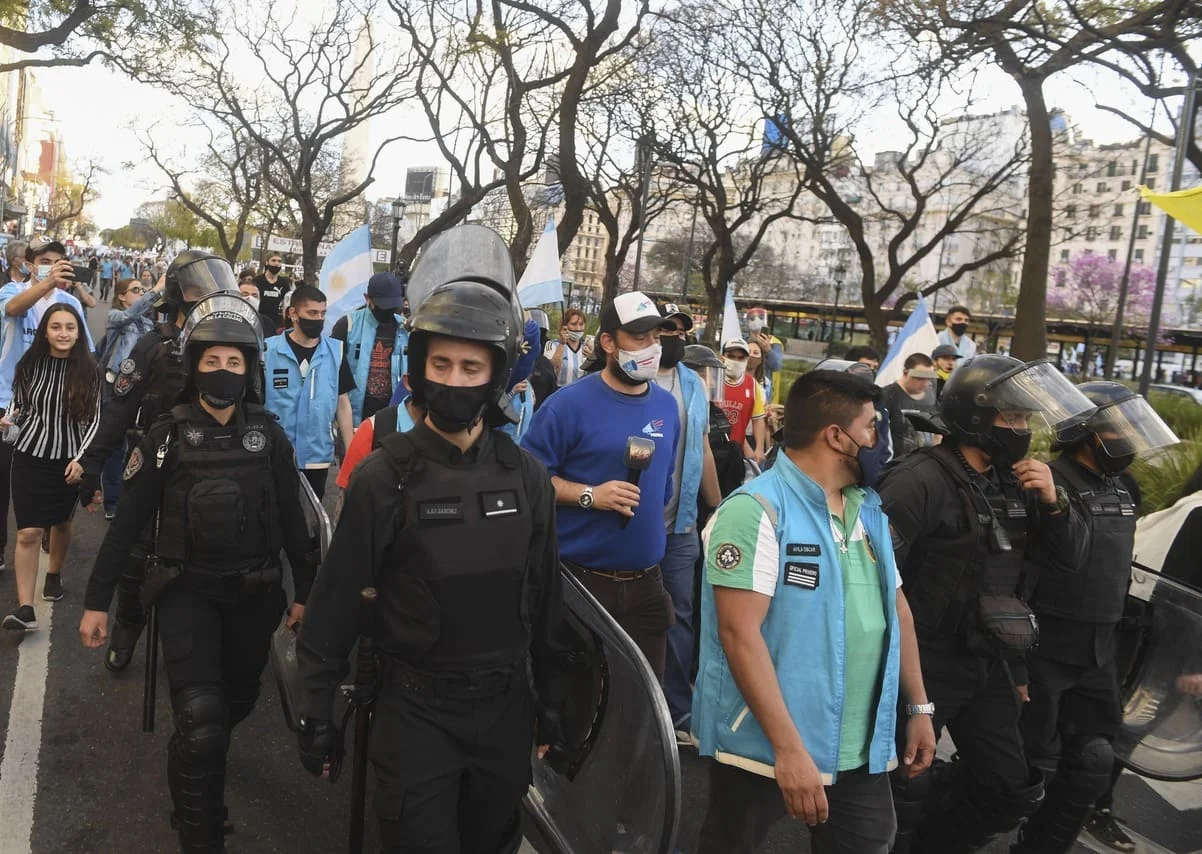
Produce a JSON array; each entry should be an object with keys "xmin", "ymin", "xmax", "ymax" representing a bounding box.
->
[
  {"xmin": 698, "ymin": 760, "xmax": 897, "ymax": 854},
  {"xmin": 157, "ymin": 574, "xmax": 286, "ymax": 853},
  {"xmin": 568, "ymin": 564, "xmax": 675, "ymax": 683},
  {"xmin": 371, "ymin": 664, "xmax": 532, "ymax": 854}
]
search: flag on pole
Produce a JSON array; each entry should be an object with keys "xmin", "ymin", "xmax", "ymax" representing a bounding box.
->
[
  {"xmin": 1141, "ymin": 185, "xmax": 1202, "ymax": 235},
  {"xmin": 875, "ymin": 296, "xmax": 940, "ymax": 388},
  {"xmin": 320, "ymin": 224, "xmax": 375, "ymax": 334},
  {"xmin": 720, "ymin": 283, "xmax": 742, "ymax": 346},
  {"xmin": 517, "ymin": 220, "xmax": 564, "ymax": 308}
]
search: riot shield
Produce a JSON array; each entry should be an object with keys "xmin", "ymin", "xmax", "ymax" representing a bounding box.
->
[
  {"xmin": 270, "ymin": 472, "xmax": 333, "ymax": 732},
  {"xmin": 524, "ymin": 569, "xmax": 681, "ymax": 854},
  {"xmin": 1115, "ymin": 564, "xmax": 1202, "ymax": 781}
]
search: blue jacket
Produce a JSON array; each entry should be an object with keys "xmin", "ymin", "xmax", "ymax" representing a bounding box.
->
[
  {"xmin": 499, "ymin": 387, "xmax": 536, "ymax": 444},
  {"xmin": 673, "ymin": 363, "xmax": 711, "ymax": 534},
  {"xmin": 263, "ymin": 334, "xmax": 343, "ymax": 468},
  {"xmin": 692, "ymin": 452, "xmax": 901, "ymax": 783},
  {"xmin": 103, "ymin": 288, "xmax": 160, "ymax": 373},
  {"xmin": 343, "ymin": 306, "xmax": 407, "ymax": 424}
]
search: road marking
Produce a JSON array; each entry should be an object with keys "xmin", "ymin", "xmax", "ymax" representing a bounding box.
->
[{"xmin": 0, "ymin": 557, "xmax": 51, "ymax": 854}]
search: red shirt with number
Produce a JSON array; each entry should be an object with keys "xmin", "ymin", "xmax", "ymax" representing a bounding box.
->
[{"xmin": 717, "ymin": 375, "xmax": 765, "ymax": 443}]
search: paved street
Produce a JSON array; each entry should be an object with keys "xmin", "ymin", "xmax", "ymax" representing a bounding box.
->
[{"xmin": 0, "ymin": 306, "xmax": 1199, "ymax": 853}]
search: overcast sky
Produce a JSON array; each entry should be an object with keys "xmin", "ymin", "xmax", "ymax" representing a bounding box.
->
[{"xmin": 35, "ymin": 50, "xmax": 1178, "ymax": 234}]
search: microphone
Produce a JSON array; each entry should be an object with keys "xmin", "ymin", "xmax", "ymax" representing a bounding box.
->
[{"xmin": 620, "ymin": 436, "xmax": 656, "ymax": 529}]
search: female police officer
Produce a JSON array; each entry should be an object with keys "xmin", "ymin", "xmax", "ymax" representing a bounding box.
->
[{"xmin": 80, "ymin": 292, "xmax": 319, "ymax": 854}]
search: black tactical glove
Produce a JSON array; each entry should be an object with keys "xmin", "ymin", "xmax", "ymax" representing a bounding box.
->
[
  {"xmin": 78, "ymin": 471, "xmax": 101, "ymax": 508},
  {"xmin": 298, "ymin": 717, "xmax": 336, "ymax": 777}
]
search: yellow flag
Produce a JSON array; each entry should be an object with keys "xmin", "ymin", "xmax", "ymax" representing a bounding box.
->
[{"xmin": 1141, "ymin": 185, "xmax": 1202, "ymax": 234}]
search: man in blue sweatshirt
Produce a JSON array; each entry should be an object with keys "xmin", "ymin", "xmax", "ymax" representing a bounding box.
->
[
  {"xmin": 523, "ymin": 291, "xmax": 680, "ymax": 681},
  {"xmin": 692, "ymin": 369, "xmax": 935, "ymax": 853}
]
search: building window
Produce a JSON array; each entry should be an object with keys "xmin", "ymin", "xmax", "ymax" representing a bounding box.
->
[
  {"xmin": 1065, "ymin": 205, "xmax": 1076, "ymax": 219},
  {"xmin": 1146, "ymin": 177, "xmax": 1156, "ymax": 190},
  {"xmin": 1072, "ymin": 183, "xmax": 1082, "ymax": 195},
  {"xmin": 1108, "ymin": 249, "xmax": 1118, "ymax": 261},
  {"xmin": 1110, "ymin": 226, "xmax": 1122, "ymax": 240},
  {"xmin": 1121, "ymin": 180, "xmax": 1131, "ymax": 191},
  {"xmin": 1086, "ymin": 226, "xmax": 1099, "ymax": 240},
  {"xmin": 1132, "ymin": 159, "xmax": 1139, "ymax": 175},
  {"xmin": 1148, "ymin": 153, "xmax": 1160, "ymax": 172},
  {"xmin": 1060, "ymin": 249, "xmax": 1070, "ymax": 262},
  {"xmin": 1137, "ymin": 224, "xmax": 1149, "ymax": 239},
  {"xmin": 1089, "ymin": 204, "xmax": 1100, "ymax": 218},
  {"xmin": 1107, "ymin": 161, "xmax": 1117, "ymax": 177},
  {"xmin": 1096, "ymin": 181, "xmax": 1108, "ymax": 193},
  {"xmin": 1114, "ymin": 204, "xmax": 1123, "ymax": 217},
  {"xmin": 1135, "ymin": 248, "xmax": 1144, "ymax": 262},
  {"xmin": 1138, "ymin": 201, "xmax": 1152, "ymax": 216}
]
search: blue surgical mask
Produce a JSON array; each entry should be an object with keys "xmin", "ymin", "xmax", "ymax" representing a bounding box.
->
[{"xmin": 838, "ymin": 424, "xmax": 889, "ymax": 489}]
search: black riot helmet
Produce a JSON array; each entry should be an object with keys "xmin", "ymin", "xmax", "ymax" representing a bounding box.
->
[
  {"xmin": 164, "ymin": 250, "xmax": 239, "ymax": 311},
  {"xmin": 940, "ymin": 355, "xmax": 1096, "ymax": 446},
  {"xmin": 179, "ymin": 292, "xmax": 266, "ymax": 404},
  {"xmin": 1054, "ymin": 381, "xmax": 1178, "ymax": 459},
  {"xmin": 405, "ymin": 225, "xmax": 523, "ymax": 424}
]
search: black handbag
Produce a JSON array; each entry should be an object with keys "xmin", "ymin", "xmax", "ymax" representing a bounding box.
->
[{"xmin": 976, "ymin": 594, "xmax": 1040, "ymax": 653}]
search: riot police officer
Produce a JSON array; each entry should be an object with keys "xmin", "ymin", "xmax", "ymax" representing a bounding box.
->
[
  {"xmin": 1014, "ymin": 383, "xmax": 1178, "ymax": 854},
  {"xmin": 79, "ymin": 250, "xmax": 239, "ymax": 672},
  {"xmin": 878, "ymin": 356, "xmax": 1097, "ymax": 853},
  {"xmin": 79, "ymin": 292, "xmax": 318, "ymax": 854},
  {"xmin": 295, "ymin": 226, "xmax": 562, "ymax": 853}
]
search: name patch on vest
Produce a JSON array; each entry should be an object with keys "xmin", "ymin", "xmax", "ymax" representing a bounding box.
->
[
  {"xmin": 273, "ymin": 368, "xmax": 289, "ymax": 389},
  {"xmin": 418, "ymin": 499, "xmax": 464, "ymax": 522},
  {"xmin": 786, "ymin": 543, "xmax": 821, "ymax": 557},
  {"xmin": 783, "ymin": 562, "xmax": 819, "ymax": 590},
  {"xmin": 480, "ymin": 490, "xmax": 519, "ymax": 518}
]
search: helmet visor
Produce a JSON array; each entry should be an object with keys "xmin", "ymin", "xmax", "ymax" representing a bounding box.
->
[
  {"xmin": 524, "ymin": 309, "xmax": 550, "ymax": 330},
  {"xmin": 182, "ymin": 293, "xmax": 265, "ymax": 353},
  {"xmin": 176, "ymin": 258, "xmax": 239, "ymax": 303},
  {"xmin": 1093, "ymin": 396, "xmax": 1180, "ymax": 457},
  {"xmin": 978, "ymin": 360, "xmax": 1097, "ymax": 430}
]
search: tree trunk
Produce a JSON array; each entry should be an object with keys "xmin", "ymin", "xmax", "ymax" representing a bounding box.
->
[
  {"xmin": 1011, "ymin": 74, "xmax": 1053, "ymax": 361},
  {"xmin": 704, "ymin": 282, "xmax": 724, "ymax": 348},
  {"xmin": 863, "ymin": 299, "xmax": 889, "ymax": 351}
]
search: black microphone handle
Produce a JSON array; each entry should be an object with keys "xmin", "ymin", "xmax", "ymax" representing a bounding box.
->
[{"xmin": 618, "ymin": 468, "xmax": 642, "ymax": 529}]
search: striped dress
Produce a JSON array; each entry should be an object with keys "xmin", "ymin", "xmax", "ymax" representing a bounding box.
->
[{"xmin": 12, "ymin": 356, "xmax": 101, "ymax": 461}]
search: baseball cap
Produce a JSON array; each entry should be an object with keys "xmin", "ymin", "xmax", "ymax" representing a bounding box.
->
[
  {"xmin": 26, "ymin": 235, "xmax": 66, "ymax": 261},
  {"xmin": 722, "ymin": 337, "xmax": 751, "ymax": 356},
  {"xmin": 659, "ymin": 302, "xmax": 694, "ymax": 332},
  {"xmin": 907, "ymin": 365, "xmax": 939, "ymax": 379},
  {"xmin": 932, "ymin": 344, "xmax": 963, "ymax": 360},
  {"xmin": 367, "ymin": 272, "xmax": 405, "ymax": 310},
  {"xmin": 599, "ymin": 291, "xmax": 673, "ymax": 335}
]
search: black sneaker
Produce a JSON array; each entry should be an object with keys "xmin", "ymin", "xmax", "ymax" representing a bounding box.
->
[
  {"xmin": 3, "ymin": 604, "xmax": 37, "ymax": 631},
  {"xmin": 42, "ymin": 573, "xmax": 64, "ymax": 601},
  {"xmin": 1084, "ymin": 808, "xmax": 1136, "ymax": 852}
]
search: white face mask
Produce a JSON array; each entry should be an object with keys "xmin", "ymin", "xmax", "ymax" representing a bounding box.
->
[
  {"xmin": 566, "ymin": 329, "xmax": 584, "ymax": 343},
  {"xmin": 616, "ymin": 342, "xmax": 662, "ymax": 382},
  {"xmin": 748, "ymin": 319, "xmax": 765, "ymax": 333},
  {"xmin": 724, "ymin": 358, "xmax": 747, "ymax": 381},
  {"xmin": 244, "ymin": 294, "xmax": 261, "ymax": 310}
]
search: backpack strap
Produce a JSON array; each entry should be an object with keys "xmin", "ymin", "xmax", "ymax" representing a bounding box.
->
[
  {"xmin": 372, "ymin": 406, "xmax": 400, "ymax": 451},
  {"xmin": 748, "ymin": 492, "xmax": 779, "ymax": 528},
  {"xmin": 492, "ymin": 429, "xmax": 522, "ymax": 472}
]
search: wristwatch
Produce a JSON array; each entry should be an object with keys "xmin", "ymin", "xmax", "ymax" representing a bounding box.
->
[
  {"xmin": 578, "ymin": 486, "xmax": 595, "ymax": 509},
  {"xmin": 1041, "ymin": 485, "xmax": 1070, "ymax": 515},
  {"xmin": 904, "ymin": 703, "xmax": 935, "ymax": 717}
]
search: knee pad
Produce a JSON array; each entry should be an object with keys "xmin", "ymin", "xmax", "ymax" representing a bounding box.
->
[
  {"xmin": 1057, "ymin": 736, "xmax": 1114, "ymax": 801},
  {"xmin": 990, "ymin": 768, "xmax": 1046, "ymax": 831},
  {"xmin": 173, "ymin": 686, "xmax": 230, "ymax": 765}
]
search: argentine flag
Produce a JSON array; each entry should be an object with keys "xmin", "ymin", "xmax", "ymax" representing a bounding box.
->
[
  {"xmin": 517, "ymin": 220, "xmax": 564, "ymax": 308},
  {"xmin": 875, "ymin": 295, "xmax": 941, "ymax": 388},
  {"xmin": 720, "ymin": 283, "xmax": 741, "ymax": 346},
  {"xmin": 320, "ymin": 224, "xmax": 375, "ymax": 334}
]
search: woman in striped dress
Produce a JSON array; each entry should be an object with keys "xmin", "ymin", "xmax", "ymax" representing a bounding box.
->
[{"xmin": 2, "ymin": 303, "xmax": 100, "ymax": 631}]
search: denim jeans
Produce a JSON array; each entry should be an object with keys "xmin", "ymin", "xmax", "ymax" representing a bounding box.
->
[{"xmin": 661, "ymin": 530, "xmax": 701, "ymax": 727}]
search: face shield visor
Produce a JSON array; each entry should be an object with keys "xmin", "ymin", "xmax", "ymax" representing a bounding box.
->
[
  {"xmin": 975, "ymin": 359, "xmax": 1097, "ymax": 434},
  {"xmin": 524, "ymin": 309, "xmax": 550, "ymax": 331},
  {"xmin": 1091, "ymin": 396, "xmax": 1180, "ymax": 458},
  {"xmin": 175, "ymin": 258, "xmax": 239, "ymax": 303}
]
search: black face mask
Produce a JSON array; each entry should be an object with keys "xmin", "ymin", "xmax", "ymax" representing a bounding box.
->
[
  {"xmin": 950, "ymin": 322, "xmax": 968, "ymax": 337},
  {"xmin": 660, "ymin": 336, "xmax": 685, "ymax": 369},
  {"xmin": 195, "ymin": 369, "xmax": 246, "ymax": 409},
  {"xmin": 294, "ymin": 317, "xmax": 324, "ymax": 339},
  {"xmin": 836, "ymin": 427, "xmax": 887, "ymax": 489},
  {"xmin": 984, "ymin": 425, "xmax": 1031, "ymax": 467},
  {"xmin": 1093, "ymin": 436, "xmax": 1135, "ymax": 475},
  {"xmin": 422, "ymin": 379, "xmax": 492, "ymax": 433},
  {"xmin": 371, "ymin": 306, "xmax": 396, "ymax": 324},
  {"xmin": 265, "ymin": 264, "xmax": 282, "ymax": 275}
]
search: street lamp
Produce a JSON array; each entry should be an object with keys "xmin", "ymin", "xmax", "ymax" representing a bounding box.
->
[
  {"xmin": 390, "ymin": 198, "xmax": 406, "ymax": 274},
  {"xmin": 831, "ymin": 263, "xmax": 847, "ymax": 344}
]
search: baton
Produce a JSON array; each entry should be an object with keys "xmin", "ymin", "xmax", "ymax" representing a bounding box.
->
[
  {"xmin": 142, "ymin": 604, "xmax": 159, "ymax": 733},
  {"xmin": 348, "ymin": 586, "xmax": 378, "ymax": 854}
]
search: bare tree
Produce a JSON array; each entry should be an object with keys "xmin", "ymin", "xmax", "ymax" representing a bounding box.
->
[
  {"xmin": 886, "ymin": 0, "xmax": 1201, "ymax": 360},
  {"xmin": 43, "ymin": 159, "xmax": 101, "ymax": 235},
  {"xmin": 140, "ymin": 0, "xmax": 419, "ymax": 276}
]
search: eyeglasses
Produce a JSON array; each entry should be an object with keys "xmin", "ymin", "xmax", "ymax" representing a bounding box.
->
[{"xmin": 127, "ymin": 286, "xmax": 145, "ymax": 294}]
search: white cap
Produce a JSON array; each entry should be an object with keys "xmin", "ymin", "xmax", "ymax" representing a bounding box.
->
[
  {"xmin": 601, "ymin": 291, "xmax": 673, "ymax": 334},
  {"xmin": 722, "ymin": 337, "xmax": 751, "ymax": 355}
]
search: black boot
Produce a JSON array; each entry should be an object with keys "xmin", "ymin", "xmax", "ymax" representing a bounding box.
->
[
  {"xmin": 168, "ymin": 733, "xmax": 228, "ymax": 854},
  {"xmin": 915, "ymin": 769, "xmax": 1045, "ymax": 854}
]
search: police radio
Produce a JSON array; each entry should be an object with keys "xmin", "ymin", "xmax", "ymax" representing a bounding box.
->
[{"xmin": 620, "ymin": 436, "xmax": 656, "ymax": 530}]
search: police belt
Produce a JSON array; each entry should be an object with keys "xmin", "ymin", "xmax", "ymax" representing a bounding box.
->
[
  {"xmin": 563, "ymin": 559, "xmax": 659, "ymax": 582},
  {"xmin": 378, "ymin": 656, "xmax": 519, "ymax": 700},
  {"xmin": 181, "ymin": 563, "xmax": 282, "ymax": 596}
]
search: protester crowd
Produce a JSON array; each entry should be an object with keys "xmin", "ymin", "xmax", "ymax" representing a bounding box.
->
[{"xmin": 0, "ymin": 231, "xmax": 1186, "ymax": 854}]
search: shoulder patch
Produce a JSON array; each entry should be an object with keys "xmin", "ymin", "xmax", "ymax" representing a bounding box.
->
[
  {"xmin": 715, "ymin": 542, "xmax": 742, "ymax": 570},
  {"xmin": 242, "ymin": 429, "xmax": 267, "ymax": 453},
  {"xmin": 119, "ymin": 358, "xmax": 137, "ymax": 375},
  {"xmin": 184, "ymin": 426, "xmax": 205, "ymax": 447},
  {"xmin": 123, "ymin": 447, "xmax": 144, "ymax": 480},
  {"xmin": 112, "ymin": 369, "xmax": 141, "ymax": 397}
]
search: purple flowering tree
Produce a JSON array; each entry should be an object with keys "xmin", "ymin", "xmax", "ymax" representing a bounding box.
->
[{"xmin": 1047, "ymin": 252, "xmax": 1155, "ymax": 373}]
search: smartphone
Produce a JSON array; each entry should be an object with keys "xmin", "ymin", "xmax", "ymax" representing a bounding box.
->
[
  {"xmin": 36, "ymin": 264, "xmax": 51, "ymax": 281},
  {"xmin": 71, "ymin": 264, "xmax": 92, "ymax": 285}
]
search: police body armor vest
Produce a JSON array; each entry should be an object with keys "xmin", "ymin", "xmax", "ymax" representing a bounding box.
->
[
  {"xmin": 137, "ymin": 325, "xmax": 188, "ymax": 431},
  {"xmin": 899, "ymin": 445, "xmax": 1034, "ymax": 641},
  {"xmin": 1033, "ymin": 456, "xmax": 1136, "ymax": 624},
  {"xmin": 377, "ymin": 430, "xmax": 534, "ymax": 672},
  {"xmin": 156, "ymin": 404, "xmax": 282, "ymax": 573}
]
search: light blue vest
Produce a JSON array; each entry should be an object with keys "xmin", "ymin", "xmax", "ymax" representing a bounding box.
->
[
  {"xmin": 499, "ymin": 388, "xmax": 537, "ymax": 443},
  {"xmin": 692, "ymin": 453, "xmax": 901, "ymax": 783},
  {"xmin": 673, "ymin": 363, "xmax": 711, "ymax": 534},
  {"xmin": 344, "ymin": 306, "xmax": 407, "ymax": 424},
  {"xmin": 263, "ymin": 334, "xmax": 343, "ymax": 468}
]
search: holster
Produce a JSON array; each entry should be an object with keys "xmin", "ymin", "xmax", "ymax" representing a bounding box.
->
[{"xmin": 139, "ymin": 554, "xmax": 181, "ymax": 609}]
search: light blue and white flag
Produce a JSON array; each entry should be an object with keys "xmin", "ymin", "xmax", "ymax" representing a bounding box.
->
[
  {"xmin": 720, "ymin": 283, "xmax": 742, "ymax": 346},
  {"xmin": 320, "ymin": 224, "xmax": 375, "ymax": 334},
  {"xmin": 876, "ymin": 295, "xmax": 940, "ymax": 388},
  {"xmin": 517, "ymin": 220, "xmax": 564, "ymax": 308}
]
